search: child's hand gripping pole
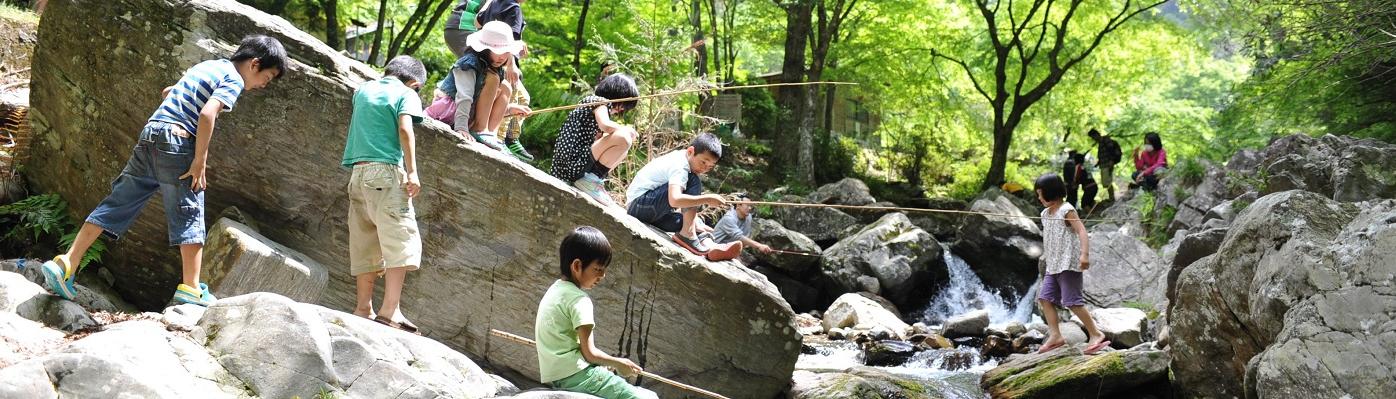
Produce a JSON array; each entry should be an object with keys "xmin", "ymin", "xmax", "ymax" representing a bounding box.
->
[{"xmin": 488, "ymin": 329, "xmax": 732, "ymax": 399}]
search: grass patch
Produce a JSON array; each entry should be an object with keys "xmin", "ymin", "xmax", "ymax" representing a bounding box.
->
[
  {"xmin": 0, "ymin": 3, "xmax": 38, "ymax": 24},
  {"xmin": 1121, "ymin": 301, "xmax": 1162, "ymax": 320},
  {"xmin": 1175, "ymin": 158, "xmax": 1207, "ymax": 187}
]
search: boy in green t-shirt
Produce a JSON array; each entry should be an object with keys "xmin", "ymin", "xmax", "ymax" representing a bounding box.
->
[
  {"xmin": 342, "ymin": 55, "xmax": 426, "ymax": 333},
  {"xmin": 534, "ymin": 226, "xmax": 658, "ymax": 399}
]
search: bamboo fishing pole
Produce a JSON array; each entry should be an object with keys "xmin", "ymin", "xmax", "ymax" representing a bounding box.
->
[
  {"xmin": 489, "ymin": 329, "xmax": 732, "ymax": 399},
  {"xmin": 528, "ymin": 81, "xmax": 857, "ymax": 115},
  {"xmin": 769, "ymin": 248, "xmax": 822, "ymax": 257},
  {"xmin": 729, "ymin": 200, "xmax": 1136, "ymax": 224}
]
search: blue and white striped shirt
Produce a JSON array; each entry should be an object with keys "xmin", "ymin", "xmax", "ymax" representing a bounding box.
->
[{"xmin": 148, "ymin": 59, "xmax": 245, "ymax": 134}]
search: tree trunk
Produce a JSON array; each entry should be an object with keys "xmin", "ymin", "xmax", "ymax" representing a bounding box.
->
[
  {"xmin": 322, "ymin": 0, "xmax": 341, "ymax": 50},
  {"xmin": 368, "ymin": 0, "xmax": 389, "ymax": 65},
  {"xmin": 404, "ymin": 0, "xmax": 453, "ymax": 56},
  {"xmin": 386, "ymin": 0, "xmax": 435, "ymax": 60},
  {"xmin": 691, "ymin": 0, "xmax": 707, "ymax": 78},
  {"xmin": 571, "ymin": 0, "xmax": 593, "ymax": 79},
  {"xmin": 984, "ymin": 126, "xmax": 1012, "ymax": 190},
  {"xmin": 775, "ymin": 0, "xmax": 813, "ymax": 185}
]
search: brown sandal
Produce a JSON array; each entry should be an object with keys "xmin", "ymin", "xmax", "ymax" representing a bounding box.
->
[{"xmin": 374, "ymin": 316, "xmax": 420, "ymax": 335}]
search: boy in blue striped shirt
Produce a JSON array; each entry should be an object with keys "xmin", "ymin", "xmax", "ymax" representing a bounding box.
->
[{"xmin": 40, "ymin": 35, "xmax": 287, "ymax": 307}]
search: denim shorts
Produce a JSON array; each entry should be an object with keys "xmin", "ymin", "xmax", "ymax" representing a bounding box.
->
[
  {"xmin": 625, "ymin": 172, "xmax": 702, "ymax": 232},
  {"xmin": 85, "ymin": 122, "xmax": 205, "ymax": 245}
]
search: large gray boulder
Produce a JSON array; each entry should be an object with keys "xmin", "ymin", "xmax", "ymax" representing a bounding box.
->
[
  {"xmin": 1169, "ymin": 191, "xmax": 1375, "ymax": 398},
  {"xmin": 807, "ymin": 177, "xmax": 876, "ymax": 206},
  {"xmin": 971, "ymin": 188, "xmax": 1040, "ymax": 235},
  {"xmin": 204, "ymin": 217, "xmax": 328, "ymax": 303},
  {"xmin": 820, "ymin": 213, "xmax": 945, "ymax": 309},
  {"xmin": 770, "ymin": 195, "xmax": 862, "ymax": 245},
  {"xmin": 1258, "ymin": 134, "xmax": 1396, "ymax": 202},
  {"xmin": 748, "ymin": 218, "xmax": 821, "ymax": 274},
  {"xmin": 1082, "ymin": 228, "xmax": 1167, "ymax": 310},
  {"xmin": 791, "ymin": 368, "xmax": 944, "ymax": 399},
  {"xmin": 1090, "ymin": 307, "xmax": 1148, "ymax": 349},
  {"xmin": 0, "ymin": 259, "xmax": 137, "ymax": 313},
  {"xmin": 197, "ymin": 293, "xmax": 514, "ymax": 398},
  {"xmin": 0, "ymin": 320, "xmax": 248, "ymax": 398},
  {"xmin": 0, "ymin": 312, "xmax": 64, "ymax": 369},
  {"xmin": 950, "ymin": 214, "xmax": 1043, "ymax": 298},
  {"xmin": 1167, "ymin": 162, "xmax": 1229, "ymax": 235},
  {"xmin": 26, "ymin": 1, "xmax": 800, "ymax": 396},
  {"xmin": 1164, "ymin": 227, "xmax": 1227, "ymax": 307}
]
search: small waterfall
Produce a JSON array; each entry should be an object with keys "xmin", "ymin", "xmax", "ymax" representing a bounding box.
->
[{"xmin": 920, "ymin": 251, "xmax": 1038, "ymax": 325}]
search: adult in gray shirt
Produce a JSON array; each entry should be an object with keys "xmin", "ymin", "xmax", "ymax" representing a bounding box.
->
[{"xmin": 709, "ymin": 194, "xmax": 773, "ymax": 254}]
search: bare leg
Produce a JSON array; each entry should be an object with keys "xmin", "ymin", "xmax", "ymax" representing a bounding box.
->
[
  {"xmin": 485, "ymin": 83, "xmax": 513, "ymax": 133},
  {"xmin": 1069, "ymin": 305, "xmax": 1106, "ymax": 344},
  {"xmin": 59, "ymin": 222, "xmax": 105, "ymax": 278},
  {"xmin": 590, "ymin": 127, "xmax": 636, "ymax": 169},
  {"xmin": 1039, "ymin": 299, "xmax": 1064, "ymax": 346},
  {"xmin": 471, "ymin": 74, "xmax": 502, "ymax": 133},
  {"xmin": 179, "ymin": 243, "xmax": 202, "ymax": 288},
  {"xmin": 354, "ymin": 272, "xmax": 376, "ymax": 318},
  {"xmin": 680, "ymin": 207, "xmax": 699, "ymax": 239},
  {"xmin": 377, "ymin": 267, "xmax": 408, "ymax": 321}
]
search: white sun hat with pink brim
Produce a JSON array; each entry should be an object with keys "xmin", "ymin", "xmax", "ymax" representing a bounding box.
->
[{"xmin": 466, "ymin": 21, "xmax": 523, "ymax": 55}]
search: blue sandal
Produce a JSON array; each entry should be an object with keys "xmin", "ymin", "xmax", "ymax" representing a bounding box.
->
[{"xmin": 40, "ymin": 256, "xmax": 77, "ymax": 300}]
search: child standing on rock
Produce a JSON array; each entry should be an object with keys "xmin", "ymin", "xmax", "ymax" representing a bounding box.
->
[
  {"xmin": 1033, "ymin": 173, "xmax": 1110, "ymax": 355},
  {"xmin": 41, "ymin": 35, "xmax": 287, "ymax": 307}
]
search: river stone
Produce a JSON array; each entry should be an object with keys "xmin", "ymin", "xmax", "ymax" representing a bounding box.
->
[
  {"xmin": 26, "ymin": 1, "xmax": 799, "ymax": 396},
  {"xmin": 981, "ymin": 335, "xmax": 1013, "ymax": 358},
  {"xmin": 0, "ymin": 259, "xmax": 136, "ymax": 313},
  {"xmin": 980, "ymin": 346, "xmax": 1169, "ymax": 398},
  {"xmin": 0, "ymin": 271, "xmax": 96, "ymax": 332},
  {"xmin": 942, "ymin": 310, "xmax": 989, "ymax": 339},
  {"xmin": 821, "ymin": 213, "xmax": 945, "ymax": 310},
  {"xmin": 203, "ymin": 217, "xmax": 328, "ymax": 303},
  {"xmin": 1057, "ymin": 322, "xmax": 1088, "ymax": 345},
  {"xmin": 862, "ymin": 339, "xmax": 917, "ymax": 367},
  {"xmin": 971, "ymin": 188, "xmax": 1041, "ymax": 235},
  {"xmin": 822, "ymin": 293, "xmax": 910, "ymax": 340},
  {"xmin": 501, "ymin": 391, "xmax": 602, "ymax": 399},
  {"xmin": 791, "ymin": 368, "xmax": 942, "ymax": 399},
  {"xmin": 1091, "ymin": 308, "xmax": 1148, "ymax": 349},
  {"xmin": 1165, "ymin": 227, "xmax": 1227, "ymax": 306}
]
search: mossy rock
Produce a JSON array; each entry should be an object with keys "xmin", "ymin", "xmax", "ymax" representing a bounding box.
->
[
  {"xmin": 792, "ymin": 367, "xmax": 943, "ymax": 399},
  {"xmin": 980, "ymin": 346, "xmax": 1168, "ymax": 399}
]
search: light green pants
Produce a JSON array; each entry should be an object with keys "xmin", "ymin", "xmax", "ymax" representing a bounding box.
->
[{"xmin": 551, "ymin": 365, "xmax": 658, "ymax": 399}]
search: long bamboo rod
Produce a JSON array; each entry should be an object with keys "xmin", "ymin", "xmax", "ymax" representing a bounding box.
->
[
  {"xmin": 489, "ymin": 329, "xmax": 732, "ymax": 399},
  {"xmin": 528, "ymin": 81, "xmax": 857, "ymax": 115}
]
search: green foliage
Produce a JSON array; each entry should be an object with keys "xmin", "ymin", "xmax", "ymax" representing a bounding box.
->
[
  {"xmin": 736, "ymin": 83, "xmax": 780, "ymax": 140},
  {"xmin": 1175, "ymin": 158, "xmax": 1207, "ymax": 187},
  {"xmin": 0, "ymin": 194, "xmax": 106, "ymax": 272},
  {"xmin": 1120, "ymin": 301, "xmax": 1161, "ymax": 320},
  {"xmin": 0, "ymin": 194, "xmax": 69, "ymax": 243}
]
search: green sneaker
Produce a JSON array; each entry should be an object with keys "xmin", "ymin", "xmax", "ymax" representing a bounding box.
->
[{"xmin": 505, "ymin": 139, "xmax": 535, "ymax": 162}]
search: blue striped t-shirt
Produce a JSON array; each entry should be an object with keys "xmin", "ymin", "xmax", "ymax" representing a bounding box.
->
[{"xmin": 148, "ymin": 59, "xmax": 245, "ymax": 134}]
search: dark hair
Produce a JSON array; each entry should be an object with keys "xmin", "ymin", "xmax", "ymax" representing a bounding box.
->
[
  {"xmin": 1144, "ymin": 132, "xmax": 1163, "ymax": 149},
  {"xmin": 595, "ymin": 73, "xmax": 639, "ymax": 114},
  {"xmin": 384, "ymin": 55, "xmax": 427, "ymax": 85},
  {"xmin": 1087, "ymin": 128, "xmax": 1101, "ymax": 138},
  {"xmin": 1067, "ymin": 150, "xmax": 1085, "ymax": 164},
  {"xmin": 229, "ymin": 35, "xmax": 288, "ymax": 79},
  {"xmin": 691, "ymin": 132, "xmax": 723, "ymax": 159},
  {"xmin": 1035, "ymin": 173, "xmax": 1067, "ymax": 201},
  {"xmin": 559, "ymin": 226, "xmax": 612, "ymax": 280}
]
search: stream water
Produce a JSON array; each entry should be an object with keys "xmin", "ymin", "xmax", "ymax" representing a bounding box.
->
[{"xmin": 796, "ymin": 252, "xmax": 1040, "ymax": 397}]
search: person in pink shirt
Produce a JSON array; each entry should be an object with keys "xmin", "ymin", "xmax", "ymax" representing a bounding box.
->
[{"xmin": 1130, "ymin": 132, "xmax": 1168, "ymax": 191}]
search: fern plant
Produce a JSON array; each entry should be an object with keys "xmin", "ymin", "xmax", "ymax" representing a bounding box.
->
[{"xmin": 0, "ymin": 193, "xmax": 106, "ymax": 272}]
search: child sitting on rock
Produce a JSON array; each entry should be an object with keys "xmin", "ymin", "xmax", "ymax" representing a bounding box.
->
[
  {"xmin": 1033, "ymin": 173, "xmax": 1110, "ymax": 355},
  {"xmin": 534, "ymin": 226, "xmax": 658, "ymax": 399},
  {"xmin": 426, "ymin": 21, "xmax": 531, "ymax": 151},
  {"xmin": 549, "ymin": 73, "xmax": 640, "ymax": 207},
  {"xmin": 624, "ymin": 133, "xmax": 737, "ymax": 260},
  {"xmin": 41, "ymin": 35, "xmax": 287, "ymax": 306}
]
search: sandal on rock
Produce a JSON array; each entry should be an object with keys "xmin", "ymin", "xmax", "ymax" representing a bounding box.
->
[
  {"xmin": 671, "ymin": 233, "xmax": 709, "ymax": 255},
  {"xmin": 1083, "ymin": 340, "xmax": 1111, "ymax": 355},
  {"xmin": 374, "ymin": 316, "xmax": 421, "ymax": 335},
  {"xmin": 705, "ymin": 241, "xmax": 743, "ymax": 261}
]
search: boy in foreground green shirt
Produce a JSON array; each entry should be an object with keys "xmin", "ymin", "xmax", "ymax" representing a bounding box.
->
[{"xmin": 534, "ymin": 226, "xmax": 657, "ymax": 399}]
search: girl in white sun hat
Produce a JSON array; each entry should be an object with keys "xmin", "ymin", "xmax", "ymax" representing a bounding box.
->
[{"xmin": 431, "ymin": 20, "xmax": 531, "ymax": 150}]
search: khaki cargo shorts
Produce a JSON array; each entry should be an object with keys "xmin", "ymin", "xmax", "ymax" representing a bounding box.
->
[{"xmin": 347, "ymin": 163, "xmax": 422, "ymax": 276}]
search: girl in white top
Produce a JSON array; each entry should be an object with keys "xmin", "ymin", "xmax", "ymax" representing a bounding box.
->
[{"xmin": 1034, "ymin": 173, "xmax": 1110, "ymax": 355}]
